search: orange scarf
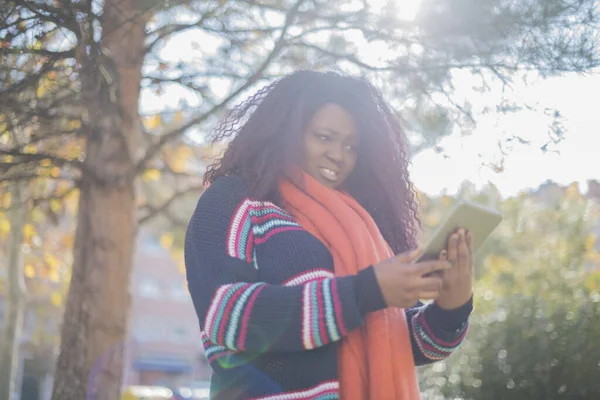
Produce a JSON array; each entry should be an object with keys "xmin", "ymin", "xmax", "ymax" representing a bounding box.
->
[{"xmin": 280, "ymin": 173, "xmax": 420, "ymax": 400}]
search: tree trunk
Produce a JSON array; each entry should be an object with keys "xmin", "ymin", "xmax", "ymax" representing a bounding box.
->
[
  {"xmin": 51, "ymin": 1, "xmax": 146, "ymax": 399},
  {"xmin": 0, "ymin": 181, "xmax": 27, "ymax": 400}
]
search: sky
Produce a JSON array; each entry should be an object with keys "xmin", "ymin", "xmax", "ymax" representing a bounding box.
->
[
  {"xmin": 410, "ymin": 70, "xmax": 600, "ymax": 197},
  {"xmin": 140, "ymin": 0, "xmax": 600, "ymax": 199}
]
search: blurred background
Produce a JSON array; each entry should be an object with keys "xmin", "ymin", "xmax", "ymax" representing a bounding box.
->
[{"xmin": 0, "ymin": 0, "xmax": 599, "ymax": 399}]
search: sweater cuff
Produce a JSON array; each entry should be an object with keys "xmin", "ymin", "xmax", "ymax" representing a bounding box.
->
[
  {"xmin": 428, "ymin": 296, "xmax": 474, "ymax": 332},
  {"xmin": 355, "ymin": 266, "xmax": 387, "ymax": 316}
]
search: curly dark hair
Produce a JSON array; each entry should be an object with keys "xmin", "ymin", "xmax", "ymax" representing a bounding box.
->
[{"xmin": 204, "ymin": 70, "xmax": 420, "ymax": 253}]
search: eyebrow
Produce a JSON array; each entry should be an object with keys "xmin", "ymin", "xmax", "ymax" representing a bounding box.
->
[{"xmin": 318, "ymin": 128, "xmax": 357, "ymax": 139}]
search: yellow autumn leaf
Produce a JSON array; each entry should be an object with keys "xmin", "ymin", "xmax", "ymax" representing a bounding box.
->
[
  {"xmin": 584, "ymin": 234, "xmax": 597, "ymax": 252},
  {"xmin": 2, "ymin": 192, "xmax": 10, "ymax": 208},
  {"xmin": 31, "ymin": 208, "xmax": 44, "ymax": 223},
  {"xmin": 67, "ymin": 119, "xmax": 82, "ymax": 130},
  {"xmin": 50, "ymin": 292, "xmax": 63, "ymax": 307},
  {"xmin": 0, "ymin": 219, "xmax": 10, "ymax": 236},
  {"xmin": 36, "ymin": 85, "xmax": 46, "ymax": 98},
  {"xmin": 142, "ymin": 168, "xmax": 161, "ymax": 182},
  {"xmin": 40, "ymin": 159, "xmax": 52, "ymax": 167},
  {"xmin": 25, "ymin": 264, "xmax": 36, "ymax": 278},
  {"xmin": 144, "ymin": 114, "xmax": 162, "ymax": 130},
  {"xmin": 61, "ymin": 234, "xmax": 74, "ymax": 248},
  {"xmin": 160, "ymin": 233, "xmax": 174, "ymax": 249},
  {"xmin": 45, "ymin": 253, "xmax": 59, "ymax": 271},
  {"xmin": 50, "ymin": 167, "xmax": 61, "ymax": 178},
  {"xmin": 23, "ymin": 144, "xmax": 37, "ymax": 154},
  {"xmin": 173, "ymin": 110, "xmax": 184, "ymax": 123},
  {"xmin": 23, "ymin": 223, "xmax": 36, "ymax": 239},
  {"xmin": 49, "ymin": 268, "xmax": 60, "ymax": 283},
  {"xmin": 178, "ymin": 260, "xmax": 186, "ymax": 275},
  {"xmin": 50, "ymin": 199, "xmax": 61, "ymax": 213}
]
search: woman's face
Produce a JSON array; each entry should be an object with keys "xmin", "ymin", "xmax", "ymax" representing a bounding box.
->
[{"xmin": 301, "ymin": 103, "xmax": 359, "ymax": 189}]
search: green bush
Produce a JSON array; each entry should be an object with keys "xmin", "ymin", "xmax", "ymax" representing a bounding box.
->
[{"xmin": 419, "ymin": 184, "xmax": 600, "ymax": 400}]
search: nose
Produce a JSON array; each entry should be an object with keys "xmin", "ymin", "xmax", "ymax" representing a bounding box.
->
[{"xmin": 326, "ymin": 144, "xmax": 344, "ymax": 165}]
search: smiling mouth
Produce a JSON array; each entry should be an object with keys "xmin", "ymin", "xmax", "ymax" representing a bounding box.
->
[{"xmin": 319, "ymin": 167, "xmax": 339, "ymax": 182}]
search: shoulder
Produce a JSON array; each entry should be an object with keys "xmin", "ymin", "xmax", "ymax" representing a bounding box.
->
[
  {"xmin": 198, "ymin": 175, "xmax": 249, "ymax": 207},
  {"xmin": 187, "ymin": 175, "xmax": 250, "ymax": 240},
  {"xmin": 186, "ymin": 175, "xmax": 299, "ymax": 263}
]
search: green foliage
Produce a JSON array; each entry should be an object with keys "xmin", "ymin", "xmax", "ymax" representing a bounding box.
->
[{"xmin": 419, "ymin": 183, "xmax": 600, "ymax": 399}]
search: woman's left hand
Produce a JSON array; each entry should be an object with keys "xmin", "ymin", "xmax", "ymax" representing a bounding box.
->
[{"xmin": 435, "ymin": 228, "xmax": 474, "ymax": 310}]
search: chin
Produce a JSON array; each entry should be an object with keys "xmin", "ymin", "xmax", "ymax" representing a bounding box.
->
[{"xmin": 321, "ymin": 178, "xmax": 344, "ymax": 189}]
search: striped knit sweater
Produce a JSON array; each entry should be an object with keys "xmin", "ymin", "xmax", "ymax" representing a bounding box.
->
[{"xmin": 184, "ymin": 175, "xmax": 472, "ymax": 399}]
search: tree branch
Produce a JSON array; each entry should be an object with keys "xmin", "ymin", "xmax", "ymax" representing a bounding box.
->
[
  {"xmin": 138, "ymin": 184, "xmax": 204, "ymax": 225},
  {"xmin": 12, "ymin": 0, "xmax": 78, "ymax": 33},
  {"xmin": 2, "ymin": 47, "xmax": 76, "ymax": 59},
  {"xmin": 0, "ymin": 149, "xmax": 83, "ymax": 170},
  {"xmin": 0, "ymin": 60, "xmax": 58, "ymax": 97},
  {"xmin": 135, "ymin": 0, "xmax": 308, "ymax": 173},
  {"xmin": 145, "ymin": 9, "xmax": 217, "ymax": 54}
]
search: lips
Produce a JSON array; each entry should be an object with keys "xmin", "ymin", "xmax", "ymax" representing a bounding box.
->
[{"xmin": 319, "ymin": 167, "xmax": 339, "ymax": 182}]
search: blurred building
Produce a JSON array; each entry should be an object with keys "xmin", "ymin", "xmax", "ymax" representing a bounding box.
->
[{"xmin": 123, "ymin": 230, "xmax": 211, "ymax": 387}]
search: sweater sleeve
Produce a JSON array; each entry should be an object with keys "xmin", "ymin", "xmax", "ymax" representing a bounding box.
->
[
  {"xmin": 406, "ymin": 299, "xmax": 473, "ymax": 366},
  {"xmin": 352, "ymin": 265, "xmax": 473, "ymax": 365},
  {"xmin": 184, "ymin": 176, "xmax": 384, "ymax": 354}
]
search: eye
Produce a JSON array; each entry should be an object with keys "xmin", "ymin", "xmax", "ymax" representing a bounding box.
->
[
  {"xmin": 345, "ymin": 144, "xmax": 358, "ymax": 152},
  {"xmin": 316, "ymin": 133, "xmax": 331, "ymax": 142}
]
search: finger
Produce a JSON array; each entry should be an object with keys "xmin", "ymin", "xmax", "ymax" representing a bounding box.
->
[
  {"xmin": 439, "ymin": 249, "xmax": 448, "ymax": 261},
  {"xmin": 412, "ymin": 260, "xmax": 452, "ymax": 276},
  {"xmin": 457, "ymin": 229, "xmax": 469, "ymax": 270},
  {"xmin": 447, "ymin": 231, "xmax": 459, "ymax": 266},
  {"xmin": 466, "ymin": 230, "xmax": 473, "ymax": 271},
  {"xmin": 466, "ymin": 230, "xmax": 472, "ymax": 251},
  {"xmin": 395, "ymin": 247, "xmax": 422, "ymax": 263}
]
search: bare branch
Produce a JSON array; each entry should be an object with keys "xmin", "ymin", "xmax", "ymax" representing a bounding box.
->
[
  {"xmin": 12, "ymin": 0, "xmax": 79, "ymax": 33},
  {"xmin": 138, "ymin": 184, "xmax": 204, "ymax": 225},
  {"xmin": 0, "ymin": 149, "xmax": 83, "ymax": 169},
  {"xmin": 135, "ymin": 0, "xmax": 308, "ymax": 173},
  {"xmin": 2, "ymin": 47, "xmax": 76, "ymax": 58},
  {"xmin": 145, "ymin": 9, "xmax": 217, "ymax": 54},
  {"xmin": 0, "ymin": 60, "xmax": 58, "ymax": 97}
]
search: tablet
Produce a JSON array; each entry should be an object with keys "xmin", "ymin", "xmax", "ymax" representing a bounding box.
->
[{"xmin": 415, "ymin": 199, "xmax": 503, "ymax": 263}]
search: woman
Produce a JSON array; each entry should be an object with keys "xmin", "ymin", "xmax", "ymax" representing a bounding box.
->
[{"xmin": 185, "ymin": 71, "xmax": 474, "ymax": 400}]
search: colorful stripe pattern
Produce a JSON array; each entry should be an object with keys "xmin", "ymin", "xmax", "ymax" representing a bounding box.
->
[
  {"xmin": 227, "ymin": 199, "xmax": 302, "ymax": 265},
  {"xmin": 410, "ymin": 308, "xmax": 469, "ymax": 361},
  {"xmin": 283, "ymin": 269, "xmax": 335, "ymax": 286},
  {"xmin": 301, "ymin": 279, "xmax": 347, "ymax": 350},
  {"xmin": 252, "ymin": 381, "xmax": 339, "ymax": 400},
  {"xmin": 205, "ymin": 283, "xmax": 267, "ymax": 351},
  {"xmin": 201, "ymin": 331, "xmax": 238, "ymax": 366}
]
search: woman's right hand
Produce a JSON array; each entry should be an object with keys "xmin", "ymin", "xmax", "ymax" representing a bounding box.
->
[{"xmin": 373, "ymin": 248, "xmax": 451, "ymax": 309}]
